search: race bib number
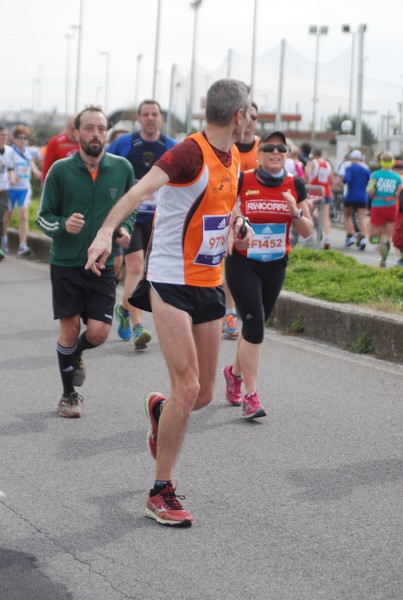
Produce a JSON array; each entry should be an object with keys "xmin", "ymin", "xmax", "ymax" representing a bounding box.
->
[
  {"xmin": 194, "ymin": 213, "xmax": 231, "ymax": 267},
  {"xmin": 317, "ymin": 166, "xmax": 329, "ymax": 183},
  {"xmin": 139, "ymin": 188, "xmax": 159, "ymax": 213},
  {"xmin": 247, "ymin": 223, "xmax": 286, "ymax": 262}
]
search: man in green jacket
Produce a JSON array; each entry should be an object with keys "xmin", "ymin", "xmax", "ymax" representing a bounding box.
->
[{"xmin": 37, "ymin": 106, "xmax": 135, "ymax": 418}]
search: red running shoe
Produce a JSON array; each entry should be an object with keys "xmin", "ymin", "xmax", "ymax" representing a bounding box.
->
[
  {"xmin": 146, "ymin": 483, "xmax": 193, "ymax": 527},
  {"xmin": 144, "ymin": 392, "xmax": 165, "ymax": 459}
]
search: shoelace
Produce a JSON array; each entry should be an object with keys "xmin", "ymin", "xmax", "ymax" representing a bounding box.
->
[
  {"xmin": 66, "ymin": 392, "xmax": 84, "ymax": 406},
  {"xmin": 161, "ymin": 485, "xmax": 185, "ymax": 510},
  {"xmin": 244, "ymin": 392, "xmax": 260, "ymax": 410}
]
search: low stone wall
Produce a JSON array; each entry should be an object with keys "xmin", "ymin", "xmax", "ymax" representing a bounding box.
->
[{"xmin": 273, "ymin": 291, "xmax": 403, "ymax": 363}]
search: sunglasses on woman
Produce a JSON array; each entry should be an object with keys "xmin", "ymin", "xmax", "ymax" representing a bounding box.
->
[{"xmin": 260, "ymin": 143, "xmax": 288, "ymax": 153}]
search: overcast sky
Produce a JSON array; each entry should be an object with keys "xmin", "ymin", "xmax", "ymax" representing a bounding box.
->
[{"xmin": 3, "ymin": 0, "xmax": 402, "ymax": 124}]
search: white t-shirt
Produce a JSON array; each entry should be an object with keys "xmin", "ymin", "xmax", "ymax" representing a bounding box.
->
[
  {"xmin": 10, "ymin": 145, "xmax": 41, "ymax": 190},
  {"xmin": 0, "ymin": 145, "xmax": 13, "ymax": 191}
]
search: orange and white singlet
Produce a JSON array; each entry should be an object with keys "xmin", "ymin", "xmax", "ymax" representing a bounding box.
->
[
  {"xmin": 238, "ymin": 136, "xmax": 260, "ymax": 172},
  {"xmin": 146, "ymin": 132, "xmax": 240, "ymax": 286}
]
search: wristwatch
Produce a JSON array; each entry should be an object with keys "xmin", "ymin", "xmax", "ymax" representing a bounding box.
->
[{"xmin": 292, "ymin": 209, "xmax": 303, "ymax": 220}]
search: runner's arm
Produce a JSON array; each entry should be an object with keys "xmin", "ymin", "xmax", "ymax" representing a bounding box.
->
[{"xmin": 86, "ymin": 165, "xmax": 169, "ymax": 275}]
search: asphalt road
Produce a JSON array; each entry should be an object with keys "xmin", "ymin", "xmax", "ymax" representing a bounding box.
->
[{"xmin": 1, "ymin": 255, "xmax": 402, "ymax": 600}]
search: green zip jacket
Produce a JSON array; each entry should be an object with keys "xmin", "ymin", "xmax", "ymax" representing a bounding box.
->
[{"xmin": 37, "ymin": 151, "xmax": 136, "ymax": 267}]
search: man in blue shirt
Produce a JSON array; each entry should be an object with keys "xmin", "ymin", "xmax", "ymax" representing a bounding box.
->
[
  {"xmin": 108, "ymin": 100, "xmax": 176, "ymax": 348},
  {"xmin": 341, "ymin": 149, "xmax": 370, "ymax": 250}
]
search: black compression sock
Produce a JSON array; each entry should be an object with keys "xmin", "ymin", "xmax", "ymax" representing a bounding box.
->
[
  {"xmin": 56, "ymin": 343, "xmax": 76, "ymax": 395},
  {"xmin": 75, "ymin": 331, "xmax": 98, "ymax": 356}
]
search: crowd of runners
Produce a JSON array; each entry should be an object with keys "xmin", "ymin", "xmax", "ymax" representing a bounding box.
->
[{"xmin": 1, "ymin": 78, "xmax": 403, "ymax": 527}]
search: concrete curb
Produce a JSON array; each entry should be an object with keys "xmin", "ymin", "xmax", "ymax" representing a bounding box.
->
[
  {"xmin": 272, "ymin": 291, "xmax": 403, "ymax": 363},
  {"xmin": 7, "ymin": 229, "xmax": 403, "ymax": 363}
]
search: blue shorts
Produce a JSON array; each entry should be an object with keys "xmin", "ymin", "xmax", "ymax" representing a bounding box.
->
[{"xmin": 9, "ymin": 189, "xmax": 31, "ymax": 210}]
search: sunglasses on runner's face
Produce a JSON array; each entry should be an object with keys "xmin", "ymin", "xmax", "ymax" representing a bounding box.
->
[
  {"xmin": 250, "ymin": 114, "xmax": 258, "ymax": 121},
  {"xmin": 16, "ymin": 136, "xmax": 28, "ymax": 141},
  {"xmin": 261, "ymin": 143, "xmax": 287, "ymax": 153}
]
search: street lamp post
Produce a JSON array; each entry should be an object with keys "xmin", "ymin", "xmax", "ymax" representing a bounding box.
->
[
  {"xmin": 342, "ymin": 25, "xmax": 357, "ymax": 117},
  {"xmin": 99, "ymin": 51, "xmax": 110, "ymax": 113},
  {"xmin": 64, "ymin": 33, "xmax": 73, "ymax": 118},
  {"xmin": 250, "ymin": 0, "xmax": 258, "ymax": 99},
  {"xmin": 74, "ymin": 0, "xmax": 84, "ymax": 112},
  {"xmin": 355, "ymin": 23, "xmax": 367, "ymax": 147},
  {"xmin": 152, "ymin": 0, "xmax": 162, "ymax": 98},
  {"xmin": 134, "ymin": 53, "xmax": 143, "ymax": 110},
  {"xmin": 187, "ymin": 0, "xmax": 203, "ymax": 134},
  {"xmin": 308, "ymin": 25, "xmax": 328, "ymax": 143},
  {"xmin": 36, "ymin": 64, "xmax": 43, "ymax": 115}
]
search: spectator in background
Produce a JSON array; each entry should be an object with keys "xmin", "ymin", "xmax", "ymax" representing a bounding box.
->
[
  {"xmin": 0, "ymin": 126, "xmax": 15, "ymax": 260},
  {"xmin": 342, "ymin": 149, "xmax": 370, "ymax": 250},
  {"xmin": 2, "ymin": 125, "xmax": 42, "ymax": 256},
  {"xmin": 41, "ymin": 116, "xmax": 79, "ymax": 183}
]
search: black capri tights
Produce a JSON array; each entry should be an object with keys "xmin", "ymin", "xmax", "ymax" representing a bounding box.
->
[{"xmin": 225, "ymin": 251, "xmax": 287, "ymax": 344}]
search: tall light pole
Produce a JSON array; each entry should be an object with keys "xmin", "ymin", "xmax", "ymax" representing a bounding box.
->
[
  {"xmin": 342, "ymin": 25, "xmax": 357, "ymax": 117},
  {"xmin": 355, "ymin": 23, "xmax": 367, "ymax": 147},
  {"xmin": 152, "ymin": 0, "xmax": 162, "ymax": 98},
  {"xmin": 64, "ymin": 33, "xmax": 73, "ymax": 118},
  {"xmin": 134, "ymin": 53, "xmax": 143, "ymax": 110},
  {"xmin": 74, "ymin": 0, "xmax": 84, "ymax": 112},
  {"xmin": 36, "ymin": 64, "xmax": 43, "ymax": 115},
  {"xmin": 99, "ymin": 51, "xmax": 110, "ymax": 113},
  {"xmin": 308, "ymin": 25, "xmax": 328, "ymax": 143},
  {"xmin": 275, "ymin": 39, "xmax": 286, "ymax": 129},
  {"xmin": 187, "ymin": 0, "xmax": 203, "ymax": 134},
  {"xmin": 250, "ymin": 0, "xmax": 258, "ymax": 99}
]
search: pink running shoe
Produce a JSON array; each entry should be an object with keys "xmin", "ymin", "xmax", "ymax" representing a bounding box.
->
[
  {"xmin": 242, "ymin": 392, "xmax": 266, "ymax": 419},
  {"xmin": 222, "ymin": 365, "xmax": 243, "ymax": 406},
  {"xmin": 145, "ymin": 392, "xmax": 165, "ymax": 459}
]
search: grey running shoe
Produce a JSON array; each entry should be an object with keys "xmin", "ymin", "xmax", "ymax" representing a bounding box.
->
[
  {"xmin": 1, "ymin": 235, "xmax": 8, "ymax": 253},
  {"xmin": 57, "ymin": 392, "xmax": 83, "ymax": 418},
  {"xmin": 72, "ymin": 356, "xmax": 86, "ymax": 387},
  {"xmin": 344, "ymin": 234, "xmax": 356, "ymax": 247},
  {"xmin": 17, "ymin": 243, "xmax": 32, "ymax": 256}
]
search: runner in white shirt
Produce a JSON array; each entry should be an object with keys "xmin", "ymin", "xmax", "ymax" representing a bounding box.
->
[{"xmin": 3, "ymin": 125, "xmax": 41, "ymax": 256}]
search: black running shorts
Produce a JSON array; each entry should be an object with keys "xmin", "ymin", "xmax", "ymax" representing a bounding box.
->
[
  {"xmin": 124, "ymin": 220, "xmax": 153, "ymax": 255},
  {"xmin": 50, "ymin": 265, "xmax": 116, "ymax": 324},
  {"xmin": 129, "ymin": 279, "xmax": 225, "ymax": 324}
]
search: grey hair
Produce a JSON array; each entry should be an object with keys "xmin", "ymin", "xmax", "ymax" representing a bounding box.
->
[{"xmin": 205, "ymin": 79, "xmax": 250, "ymax": 126}]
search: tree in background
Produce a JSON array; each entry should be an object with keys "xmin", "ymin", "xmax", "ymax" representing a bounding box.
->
[{"xmin": 326, "ymin": 113, "xmax": 376, "ymax": 147}]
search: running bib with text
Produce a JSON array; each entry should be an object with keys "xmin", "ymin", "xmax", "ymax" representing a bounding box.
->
[
  {"xmin": 247, "ymin": 223, "xmax": 286, "ymax": 262},
  {"xmin": 139, "ymin": 188, "xmax": 160, "ymax": 213},
  {"xmin": 194, "ymin": 213, "xmax": 231, "ymax": 267}
]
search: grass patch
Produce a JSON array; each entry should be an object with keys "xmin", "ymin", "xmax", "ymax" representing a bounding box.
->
[{"xmin": 285, "ymin": 248, "xmax": 403, "ymax": 315}]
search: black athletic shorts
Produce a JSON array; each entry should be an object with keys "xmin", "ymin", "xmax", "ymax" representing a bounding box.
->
[
  {"xmin": 129, "ymin": 279, "xmax": 226, "ymax": 324},
  {"xmin": 124, "ymin": 220, "xmax": 153, "ymax": 255},
  {"xmin": 50, "ymin": 265, "xmax": 116, "ymax": 324}
]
